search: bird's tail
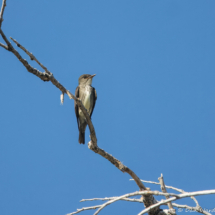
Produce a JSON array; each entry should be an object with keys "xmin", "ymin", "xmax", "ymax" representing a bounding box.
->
[{"xmin": 79, "ymin": 131, "xmax": 85, "ymax": 144}]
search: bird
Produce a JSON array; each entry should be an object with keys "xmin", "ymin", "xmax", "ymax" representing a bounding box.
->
[{"xmin": 74, "ymin": 74, "xmax": 97, "ymax": 144}]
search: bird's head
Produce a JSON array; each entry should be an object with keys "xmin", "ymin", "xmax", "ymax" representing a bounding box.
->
[{"xmin": 78, "ymin": 74, "xmax": 96, "ymax": 86}]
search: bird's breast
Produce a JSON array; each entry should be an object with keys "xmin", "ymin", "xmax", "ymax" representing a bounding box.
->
[
  {"xmin": 79, "ymin": 86, "xmax": 92, "ymax": 115},
  {"xmin": 83, "ymin": 89, "xmax": 91, "ymax": 111}
]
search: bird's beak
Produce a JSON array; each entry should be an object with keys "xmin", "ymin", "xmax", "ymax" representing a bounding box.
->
[{"xmin": 87, "ymin": 74, "xmax": 96, "ymax": 79}]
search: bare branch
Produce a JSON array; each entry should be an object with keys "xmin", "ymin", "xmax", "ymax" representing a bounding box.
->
[
  {"xmin": 0, "ymin": 2, "xmax": 162, "ymax": 213},
  {"xmin": 2, "ymin": 3, "xmax": 213, "ymax": 215},
  {"xmin": 92, "ymin": 191, "xmax": 181, "ymax": 215},
  {"xmin": 79, "ymin": 196, "xmax": 211, "ymax": 215},
  {"xmin": 10, "ymin": 37, "xmax": 51, "ymax": 75},
  {"xmin": 0, "ymin": 41, "xmax": 7, "ymax": 49},
  {"xmin": 135, "ymin": 179, "xmax": 161, "ymax": 185},
  {"xmin": 0, "ymin": 28, "xmax": 11, "ymax": 47},
  {"xmin": 0, "ymin": 0, "xmax": 6, "ymax": 28},
  {"xmin": 69, "ymin": 198, "xmax": 143, "ymax": 215},
  {"xmin": 1, "ymin": 17, "xmax": 154, "ymax": 212},
  {"xmin": 138, "ymin": 189, "xmax": 215, "ymax": 215},
  {"xmin": 88, "ymin": 142, "xmax": 145, "ymax": 189},
  {"xmin": 131, "ymin": 179, "xmax": 200, "ymax": 207},
  {"xmin": 70, "ymin": 189, "xmax": 215, "ymax": 215},
  {"xmin": 158, "ymin": 174, "xmax": 175, "ymax": 212},
  {"xmin": 131, "ymin": 179, "xmax": 189, "ymax": 193},
  {"xmin": 172, "ymin": 203, "xmax": 212, "ymax": 215},
  {"xmin": 87, "ymin": 142, "xmax": 160, "ymax": 214},
  {"xmin": 0, "ymin": 31, "xmax": 50, "ymax": 80},
  {"xmin": 1, "ymin": 21, "xmax": 156, "ymax": 214},
  {"xmin": 80, "ymin": 197, "xmax": 143, "ymax": 203},
  {"xmin": 68, "ymin": 204, "xmax": 102, "ymax": 215},
  {"xmin": 0, "ymin": 30, "xmax": 98, "ymax": 147},
  {"xmin": 1, "ymin": 30, "xmax": 154, "ymax": 210}
]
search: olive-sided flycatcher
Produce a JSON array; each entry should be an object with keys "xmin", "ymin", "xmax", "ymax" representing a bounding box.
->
[{"xmin": 74, "ymin": 74, "xmax": 97, "ymax": 144}]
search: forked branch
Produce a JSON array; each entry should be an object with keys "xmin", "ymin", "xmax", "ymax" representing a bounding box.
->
[{"xmin": 69, "ymin": 188, "xmax": 215, "ymax": 215}]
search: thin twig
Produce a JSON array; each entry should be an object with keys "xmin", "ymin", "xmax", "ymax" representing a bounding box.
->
[
  {"xmin": 0, "ymin": 41, "xmax": 7, "ymax": 49},
  {"xmin": 80, "ymin": 197, "xmax": 143, "ymax": 203},
  {"xmin": 158, "ymin": 174, "xmax": 174, "ymax": 212},
  {"xmin": 68, "ymin": 205, "xmax": 102, "ymax": 215},
  {"xmin": 10, "ymin": 37, "xmax": 51, "ymax": 75},
  {"xmin": 0, "ymin": 0, "xmax": 6, "ymax": 28},
  {"xmin": 172, "ymin": 203, "xmax": 211, "ymax": 215},
  {"xmin": 131, "ymin": 179, "xmax": 200, "ymax": 207}
]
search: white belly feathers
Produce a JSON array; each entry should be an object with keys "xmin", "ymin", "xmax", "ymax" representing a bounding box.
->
[
  {"xmin": 83, "ymin": 88, "xmax": 91, "ymax": 112},
  {"xmin": 79, "ymin": 85, "xmax": 91, "ymax": 115}
]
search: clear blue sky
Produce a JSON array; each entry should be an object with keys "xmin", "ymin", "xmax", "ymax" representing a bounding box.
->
[{"xmin": 0, "ymin": 0, "xmax": 215, "ymax": 215}]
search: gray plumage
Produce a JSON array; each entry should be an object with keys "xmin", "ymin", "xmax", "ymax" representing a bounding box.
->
[{"xmin": 74, "ymin": 74, "xmax": 97, "ymax": 144}]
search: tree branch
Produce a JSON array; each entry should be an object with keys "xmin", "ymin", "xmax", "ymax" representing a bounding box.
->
[
  {"xmin": 80, "ymin": 196, "xmax": 212, "ymax": 215},
  {"xmin": 10, "ymin": 37, "xmax": 51, "ymax": 75},
  {"xmin": 158, "ymin": 174, "xmax": 175, "ymax": 213},
  {"xmin": 69, "ymin": 189, "xmax": 215, "ymax": 215},
  {"xmin": 80, "ymin": 197, "xmax": 143, "ymax": 203},
  {"xmin": 0, "ymin": 41, "xmax": 7, "ymax": 49},
  {"xmin": 138, "ymin": 189, "xmax": 215, "ymax": 215},
  {"xmin": 0, "ymin": 0, "xmax": 6, "ymax": 28},
  {"xmin": 131, "ymin": 179, "xmax": 200, "ymax": 207},
  {"xmin": 0, "ymin": 3, "xmax": 160, "ymax": 212},
  {"xmin": 1, "ymin": 2, "xmax": 214, "ymax": 215},
  {"xmin": 0, "ymin": 13, "xmax": 162, "ymax": 212},
  {"xmin": 68, "ymin": 205, "xmax": 102, "ymax": 215},
  {"xmin": 87, "ymin": 141, "xmax": 161, "ymax": 213},
  {"xmin": 172, "ymin": 203, "xmax": 212, "ymax": 215}
]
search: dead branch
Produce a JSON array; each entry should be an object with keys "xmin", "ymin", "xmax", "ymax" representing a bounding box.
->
[
  {"xmin": 80, "ymin": 196, "xmax": 211, "ymax": 215},
  {"xmin": 1, "ymin": 2, "xmax": 214, "ymax": 215},
  {"xmin": 0, "ymin": 30, "xmax": 98, "ymax": 147},
  {"xmin": 0, "ymin": 1, "xmax": 160, "ymax": 214},
  {"xmin": 68, "ymin": 205, "xmax": 102, "ymax": 215},
  {"xmin": 69, "ymin": 189, "xmax": 215, "ymax": 215},
  {"xmin": 0, "ymin": 0, "xmax": 6, "ymax": 28},
  {"xmin": 80, "ymin": 197, "xmax": 143, "ymax": 203},
  {"xmin": 138, "ymin": 189, "xmax": 215, "ymax": 215},
  {"xmin": 131, "ymin": 179, "xmax": 200, "ymax": 207},
  {"xmin": 158, "ymin": 174, "xmax": 175, "ymax": 213}
]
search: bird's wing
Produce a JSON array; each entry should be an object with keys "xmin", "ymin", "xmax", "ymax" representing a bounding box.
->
[
  {"xmin": 90, "ymin": 87, "xmax": 97, "ymax": 118},
  {"xmin": 74, "ymin": 86, "xmax": 80, "ymax": 129}
]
